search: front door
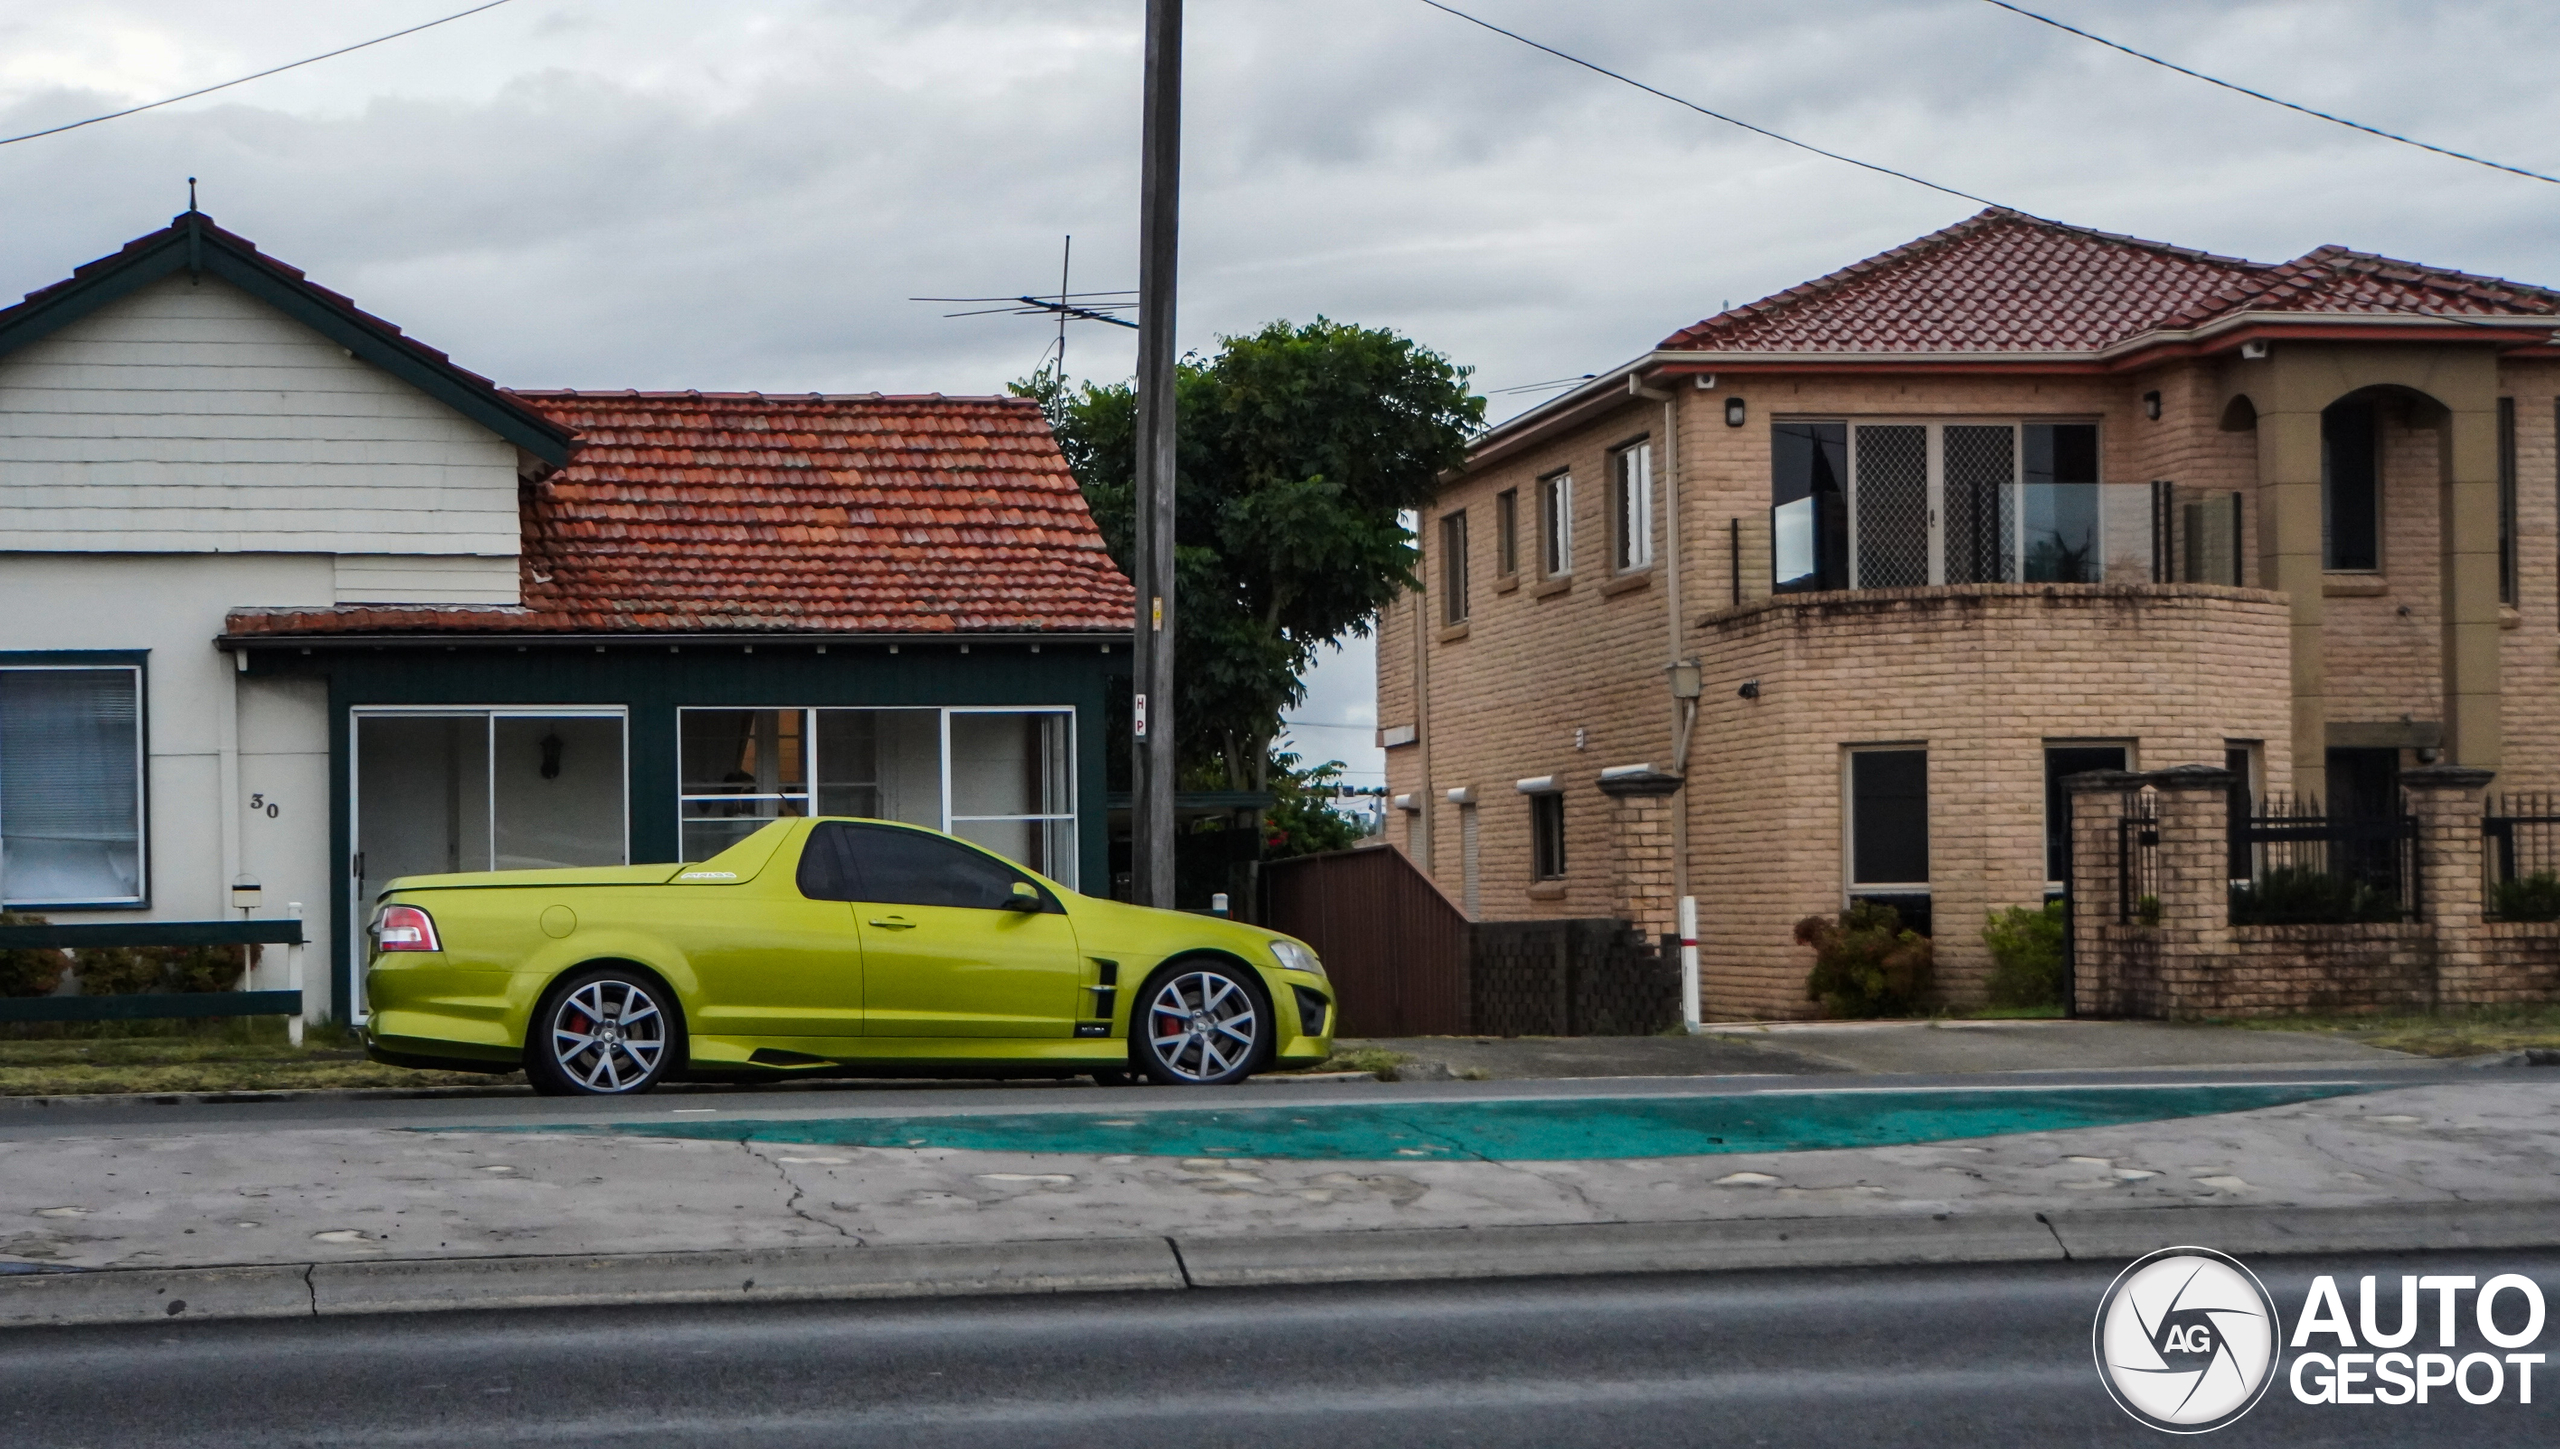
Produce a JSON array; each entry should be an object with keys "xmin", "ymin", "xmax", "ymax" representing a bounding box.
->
[{"xmin": 832, "ymin": 822, "xmax": 1081, "ymax": 1038}]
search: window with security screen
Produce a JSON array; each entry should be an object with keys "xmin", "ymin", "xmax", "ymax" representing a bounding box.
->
[{"xmin": 1784, "ymin": 419, "xmax": 2105, "ymax": 591}]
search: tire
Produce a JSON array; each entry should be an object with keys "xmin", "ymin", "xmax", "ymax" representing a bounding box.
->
[
  {"xmin": 525, "ymin": 966, "xmax": 681, "ymax": 1096},
  {"xmin": 1132, "ymin": 959, "xmax": 1268, "ymax": 1087}
]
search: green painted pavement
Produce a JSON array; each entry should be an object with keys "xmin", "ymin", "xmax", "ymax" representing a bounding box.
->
[{"xmin": 458, "ymin": 1083, "xmax": 2373, "ymax": 1162}]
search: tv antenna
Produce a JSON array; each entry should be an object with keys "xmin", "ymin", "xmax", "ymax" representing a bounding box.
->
[{"xmin": 913, "ymin": 234, "xmax": 1136, "ymax": 381}]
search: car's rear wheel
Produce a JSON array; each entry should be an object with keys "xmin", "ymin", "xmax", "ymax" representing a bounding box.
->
[
  {"xmin": 526, "ymin": 967, "xmax": 678, "ymax": 1096},
  {"xmin": 1133, "ymin": 960, "xmax": 1266, "ymax": 1086}
]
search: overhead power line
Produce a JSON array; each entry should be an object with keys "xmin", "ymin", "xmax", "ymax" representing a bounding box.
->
[
  {"xmin": 0, "ymin": 0, "xmax": 518, "ymax": 149},
  {"xmin": 1981, "ymin": 0, "xmax": 2560, "ymax": 187},
  {"xmin": 1415, "ymin": 0, "xmax": 2012, "ymax": 212}
]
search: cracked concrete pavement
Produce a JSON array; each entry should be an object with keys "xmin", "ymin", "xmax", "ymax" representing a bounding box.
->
[{"xmin": 4, "ymin": 1078, "xmax": 2554, "ymax": 1273}]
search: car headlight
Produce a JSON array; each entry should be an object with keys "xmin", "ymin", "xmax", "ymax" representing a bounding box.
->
[{"xmin": 1269, "ymin": 939, "xmax": 1325, "ymax": 977}]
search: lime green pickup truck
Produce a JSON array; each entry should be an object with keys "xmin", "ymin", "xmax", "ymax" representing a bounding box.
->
[{"xmin": 361, "ymin": 817, "xmax": 1335, "ymax": 1095}]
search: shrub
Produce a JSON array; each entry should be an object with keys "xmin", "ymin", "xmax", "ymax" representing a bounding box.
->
[
  {"xmin": 1982, "ymin": 902, "xmax": 2065, "ymax": 1009},
  {"xmin": 70, "ymin": 944, "xmax": 246, "ymax": 995},
  {"xmin": 1796, "ymin": 901, "xmax": 1934, "ymax": 1018},
  {"xmin": 2229, "ymin": 866, "xmax": 2403, "ymax": 925},
  {"xmin": 0, "ymin": 912, "xmax": 66, "ymax": 998},
  {"xmin": 2491, "ymin": 872, "xmax": 2560, "ymax": 923}
]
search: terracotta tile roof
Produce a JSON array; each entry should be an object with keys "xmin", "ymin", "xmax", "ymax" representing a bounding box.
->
[
  {"xmin": 226, "ymin": 392, "xmax": 1134, "ymax": 638},
  {"xmin": 1661, "ymin": 208, "xmax": 2560, "ymax": 355}
]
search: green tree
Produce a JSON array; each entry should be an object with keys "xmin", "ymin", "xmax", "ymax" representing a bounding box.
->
[{"xmin": 1022, "ymin": 318, "xmax": 1482, "ymax": 789}]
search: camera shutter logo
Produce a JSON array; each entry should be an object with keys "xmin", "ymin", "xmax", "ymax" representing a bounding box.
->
[{"xmin": 2094, "ymin": 1246, "xmax": 2283, "ymax": 1433}]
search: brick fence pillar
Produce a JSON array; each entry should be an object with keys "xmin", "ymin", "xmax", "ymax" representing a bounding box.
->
[
  {"xmin": 2146, "ymin": 764, "xmax": 2240, "ymax": 1018},
  {"xmin": 1598, "ymin": 768, "xmax": 1684, "ymax": 945},
  {"xmin": 2403, "ymin": 764, "xmax": 2495, "ymax": 1006},
  {"xmin": 2063, "ymin": 770, "xmax": 2145, "ymax": 1016}
]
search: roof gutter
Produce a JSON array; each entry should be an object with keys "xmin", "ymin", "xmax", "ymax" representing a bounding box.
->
[{"xmin": 218, "ymin": 629, "xmax": 1137, "ymax": 652}]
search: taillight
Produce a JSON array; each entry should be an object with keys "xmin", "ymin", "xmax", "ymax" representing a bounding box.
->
[{"xmin": 376, "ymin": 904, "xmax": 441, "ymax": 952}]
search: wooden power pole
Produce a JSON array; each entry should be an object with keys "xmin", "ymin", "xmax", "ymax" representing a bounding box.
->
[{"xmin": 1131, "ymin": 0, "xmax": 1182, "ymax": 908}]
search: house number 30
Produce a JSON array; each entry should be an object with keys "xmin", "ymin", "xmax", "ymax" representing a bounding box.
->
[{"xmin": 248, "ymin": 794, "xmax": 281, "ymax": 818}]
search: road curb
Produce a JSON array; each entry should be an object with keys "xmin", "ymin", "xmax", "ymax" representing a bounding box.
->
[{"xmin": 11, "ymin": 1197, "xmax": 2558, "ymax": 1329}]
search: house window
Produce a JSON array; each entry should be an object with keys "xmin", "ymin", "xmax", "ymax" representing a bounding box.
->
[
  {"xmin": 1771, "ymin": 421, "xmax": 1846, "ymax": 592},
  {"xmin": 0, "ymin": 663, "xmax": 145, "ymax": 907},
  {"xmin": 1539, "ymin": 471, "xmax": 1573, "ymax": 577},
  {"xmin": 1494, "ymin": 488, "xmax": 1520, "ymax": 577},
  {"xmin": 1846, "ymin": 747, "xmax": 1929, "ymax": 934},
  {"xmin": 1439, "ymin": 511, "xmax": 1470, "ymax": 625},
  {"xmin": 2322, "ymin": 400, "xmax": 2379, "ymax": 571},
  {"xmin": 2498, "ymin": 397, "xmax": 2518, "ymax": 606},
  {"xmin": 2043, "ymin": 743, "xmax": 2131, "ymax": 890},
  {"xmin": 1531, "ymin": 791, "xmax": 1566, "ymax": 880},
  {"xmin": 676, "ymin": 707, "xmax": 1076, "ymax": 885},
  {"xmin": 1613, "ymin": 441, "xmax": 1654, "ymax": 572},
  {"xmin": 1801, "ymin": 419, "xmax": 2104, "ymax": 590}
]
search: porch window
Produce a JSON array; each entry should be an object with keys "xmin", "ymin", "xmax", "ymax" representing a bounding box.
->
[
  {"xmin": 1539, "ymin": 471, "xmax": 1573, "ymax": 577},
  {"xmin": 1612, "ymin": 442, "xmax": 1654, "ymax": 572},
  {"xmin": 2321, "ymin": 400, "xmax": 2379, "ymax": 571},
  {"xmin": 0, "ymin": 664, "xmax": 145, "ymax": 907},
  {"xmin": 1846, "ymin": 747, "xmax": 1929, "ymax": 933},
  {"xmin": 677, "ymin": 707, "xmax": 1076, "ymax": 885}
]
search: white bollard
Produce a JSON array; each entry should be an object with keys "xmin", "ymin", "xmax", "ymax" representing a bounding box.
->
[
  {"xmin": 286, "ymin": 901, "xmax": 306, "ymax": 1048},
  {"xmin": 1678, "ymin": 894, "xmax": 1701, "ymax": 1033}
]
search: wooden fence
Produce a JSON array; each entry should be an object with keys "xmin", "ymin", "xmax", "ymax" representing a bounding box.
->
[{"xmin": 1262, "ymin": 845, "xmax": 1469, "ymax": 1036}]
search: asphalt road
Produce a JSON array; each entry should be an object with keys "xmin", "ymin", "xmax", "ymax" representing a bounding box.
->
[{"xmin": 6, "ymin": 1250, "xmax": 2549, "ymax": 1447}]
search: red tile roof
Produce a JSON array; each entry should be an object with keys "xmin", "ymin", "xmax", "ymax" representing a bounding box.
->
[
  {"xmin": 1661, "ymin": 208, "xmax": 2560, "ymax": 355},
  {"xmin": 226, "ymin": 392, "xmax": 1134, "ymax": 638}
]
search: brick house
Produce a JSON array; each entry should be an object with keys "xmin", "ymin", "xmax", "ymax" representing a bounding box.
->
[{"xmin": 1378, "ymin": 207, "xmax": 2560, "ymax": 1018}]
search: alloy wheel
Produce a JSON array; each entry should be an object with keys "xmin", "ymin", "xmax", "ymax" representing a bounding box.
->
[
  {"xmin": 548, "ymin": 977, "xmax": 667, "ymax": 1093},
  {"xmin": 1144, "ymin": 969, "xmax": 1259, "ymax": 1083}
]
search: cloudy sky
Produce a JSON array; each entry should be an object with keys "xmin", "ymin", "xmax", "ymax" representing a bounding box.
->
[{"xmin": 7, "ymin": 0, "xmax": 2557, "ymax": 786}]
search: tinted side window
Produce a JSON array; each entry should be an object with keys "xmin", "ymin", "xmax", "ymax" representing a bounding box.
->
[
  {"xmin": 838, "ymin": 825, "xmax": 1052, "ymax": 911},
  {"xmin": 796, "ymin": 822, "xmax": 860, "ymax": 901}
]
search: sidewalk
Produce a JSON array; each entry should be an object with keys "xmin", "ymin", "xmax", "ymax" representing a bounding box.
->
[{"xmin": 5, "ymin": 1069, "xmax": 2556, "ymax": 1325}]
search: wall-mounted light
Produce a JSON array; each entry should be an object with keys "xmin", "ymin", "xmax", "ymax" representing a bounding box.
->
[
  {"xmin": 540, "ymin": 733, "xmax": 565, "ymax": 780},
  {"xmin": 2143, "ymin": 390, "xmax": 2162, "ymax": 421},
  {"xmin": 1737, "ymin": 679, "xmax": 1761, "ymax": 700},
  {"xmin": 1724, "ymin": 396, "xmax": 1746, "ymax": 428}
]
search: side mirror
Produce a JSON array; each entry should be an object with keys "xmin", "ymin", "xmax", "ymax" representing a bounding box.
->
[{"xmin": 1007, "ymin": 880, "xmax": 1043, "ymax": 911}]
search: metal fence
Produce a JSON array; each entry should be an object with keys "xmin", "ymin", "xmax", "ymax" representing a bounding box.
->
[
  {"xmin": 2116, "ymin": 789, "xmax": 2160, "ymax": 924},
  {"xmin": 2229, "ymin": 793, "xmax": 2418, "ymax": 925},
  {"xmin": 2483, "ymin": 793, "xmax": 2560, "ymax": 922}
]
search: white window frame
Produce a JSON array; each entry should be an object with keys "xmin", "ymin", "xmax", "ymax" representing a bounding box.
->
[
  {"xmin": 1539, "ymin": 470, "xmax": 1574, "ymax": 578},
  {"xmin": 349, "ymin": 704, "xmax": 631, "ymax": 1016},
  {"xmin": 1800, "ymin": 417, "xmax": 2106, "ymax": 588},
  {"xmin": 1612, "ymin": 441, "xmax": 1655, "ymax": 573},
  {"xmin": 0, "ymin": 661, "xmax": 148, "ymax": 909},
  {"xmin": 674, "ymin": 704, "xmax": 1079, "ymax": 889}
]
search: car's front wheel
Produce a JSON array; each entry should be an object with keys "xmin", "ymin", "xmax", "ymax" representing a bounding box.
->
[
  {"xmin": 1133, "ymin": 960, "xmax": 1266, "ymax": 1086},
  {"xmin": 526, "ymin": 967, "xmax": 678, "ymax": 1096}
]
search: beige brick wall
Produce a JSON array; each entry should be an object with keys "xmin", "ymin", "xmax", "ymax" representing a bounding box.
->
[{"xmin": 1379, "ymin": 352, "xmax": 2560, "ymax": 1021}]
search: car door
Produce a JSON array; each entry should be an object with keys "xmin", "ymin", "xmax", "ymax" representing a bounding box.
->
[
  {"xmin": 679, "ymin": 824, "xmax": 865, "ymax": 1040},
  {"xmin": 838, "ymin": 823, "xmax": 1082, "ymax": 1038}
]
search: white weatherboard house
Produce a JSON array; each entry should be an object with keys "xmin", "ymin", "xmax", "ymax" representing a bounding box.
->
[
  {"xmin": 1, "ymin": 211, "xmax": 1134, "ymax": 1025},
  {"xmin": 0, "ymin": 210, "xmax": 576, "ymax": 1019}
]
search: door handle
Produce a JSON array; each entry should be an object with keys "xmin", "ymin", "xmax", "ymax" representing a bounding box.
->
[{"xmin": 868, "ymin": 916, "xmax": 916, "ymax": 930}]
